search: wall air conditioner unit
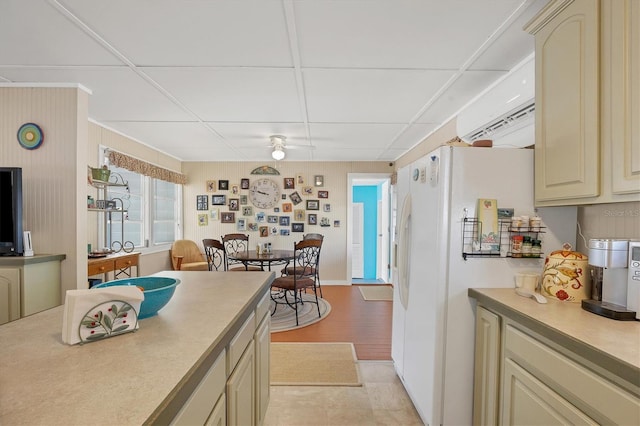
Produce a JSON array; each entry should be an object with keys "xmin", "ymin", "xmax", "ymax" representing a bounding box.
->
[{"xmin": 457, "ymin": 54, "xmax": 535, "ymax": 147}]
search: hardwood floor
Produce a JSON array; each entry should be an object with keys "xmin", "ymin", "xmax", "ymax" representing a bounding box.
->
[{"xmin": 270, "ymin": 285, "xmax": 393, "ymax": 360}]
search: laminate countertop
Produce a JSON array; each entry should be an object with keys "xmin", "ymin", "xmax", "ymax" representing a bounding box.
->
[
  {"xmin": 469, "ymin": 288, "xmax": 640, "ymax": 387},
  {"xmin": 0, "ymin": 270, "xmax": 274, "ymax": 425}
]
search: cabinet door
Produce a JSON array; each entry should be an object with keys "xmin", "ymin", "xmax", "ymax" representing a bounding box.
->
[
  {"xmin": 473, "ymin": 306, "xmax": 501, "ymax": 426},
  {"xmin": 501, "ymin": 358, "xmax": 597, "ymax": 425},
  {"xmin": 227, "ymin": 340, "xmax": 255, "ymax": 426},
  {"xmin": 529, "ymin": 0, "xmax": 600, "ymax": 203},
  {"xmin": 204, "ymin": 394, "xmax": 226, "ymax": 426},
  {"xmin": 255, "ymin": 314, "xmax": 270, "ymax": 426},
  {"xmin": 0, "ymin": 268, "xmax": 21, "ymax": 324},
  {"xmin": 609, "ymin": 0, "xmax": 640, "ymax": 194}
]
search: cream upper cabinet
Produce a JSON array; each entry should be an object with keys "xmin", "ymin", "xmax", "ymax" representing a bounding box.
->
[
  {"xmin": 607, "ymin": 0, "xmax": 640, "ymax": 194},
  {"xmin": 526, "ymin": 0, "xmax": 640, "ymax": 205}
]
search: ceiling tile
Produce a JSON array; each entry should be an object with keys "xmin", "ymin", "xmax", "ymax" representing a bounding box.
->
[
  {"xmin": 58, "ymin": 0, "xmax": 293, "ymax": 67},
  {"xmin": 294, "ymin": 0, "xmax": 522, "ymax": 69},
  {"xmin": 143, "ymin": 67, "xmax": 303, "ymax": 122},
  {"xmin": 0, "ymin": 0, "xmax": 123, "ymax": 66},
  {"xmin": 304, "ymin": 68, "xmax": 454, "ymax": 123},
  {"xmin": 308, "ymin": 123, "xmax": 406, "ymax": 148},
  {"xmin": 0, "ymin": 67, "xmax": 192, "ymax": 121}
]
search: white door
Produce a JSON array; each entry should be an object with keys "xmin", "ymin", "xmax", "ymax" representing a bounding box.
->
[{"xmin": 352, "ymin": 203, "xmax": 364, "ymax": 278}]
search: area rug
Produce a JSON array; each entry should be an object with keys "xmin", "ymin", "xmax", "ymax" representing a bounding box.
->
[
  {"xmin": 270, "ymin": 293, "xmax": 331, "ymax": 333},
  {"xmin": 270, "ymin": 342, "xmax": 362, "ymax": 386},
  {"xmin": 358, "ymin": 285, "xmax": 393, "ymax": 301}
]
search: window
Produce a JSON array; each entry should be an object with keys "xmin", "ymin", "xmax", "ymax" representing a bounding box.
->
[{"xmin": 100, "ymin": 156, "xmax": 182, "ymax": 251}]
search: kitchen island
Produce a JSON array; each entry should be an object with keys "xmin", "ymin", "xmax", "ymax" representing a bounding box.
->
[
  {"xmin": 469, "ymin": 288, "xmax": 639, "ymax": 425},
  {"xmin": 0, "ymin": 270, "xmax": 274, "ymax": 425}
]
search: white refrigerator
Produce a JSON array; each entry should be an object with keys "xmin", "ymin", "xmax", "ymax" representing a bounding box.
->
[{"xmin": 392, "ymin": 146, "xmax": 577, "ymax": 425}]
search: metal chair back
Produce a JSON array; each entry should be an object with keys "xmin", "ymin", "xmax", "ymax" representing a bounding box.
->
[{"xmin": 203, "ymin": 238, "xmax": 225, "ymax": 271}]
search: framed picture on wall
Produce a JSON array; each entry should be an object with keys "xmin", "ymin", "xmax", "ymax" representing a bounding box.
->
[
  {"xmin": 240, "ymin": 195, "xmax": 248, "ymax": 205},
  {"xmin": 306, "ymin": 200, "xmax": 319, "ymax": 210},
  {"xmin": 210, "ymin": 208, "xmax": 219, "ymax": 220},
  {"xmin": 237, "ymin": 218, "xmax": 246, "ymax": 231},
  {"xmin": 323, "ymin": 203, "xmax": 331, "ymax": 212},
  {"xmin": 229, "ymin": 198, "xmax": 239, "ymax": 211},
  {"xmin": 231, "ymin": 185, "xmax": 239, "ymax": 195},
  {"xmin": 292, "ymin": 223, "xmax": 304, "ymax": 233},
  {"xmin": 196, "ymin": 195, "xmax": 208, "ymax": 210},
  {"xmin": 289, "ymin": 191, "xmax": 302, "ymax": 205},
  {"xmin": 218, "ymin": 180, "xmax": 229, "ymax": 191},
  {"xmin": 248, "ymin": 223, "xmax": 258, "ymax": 232},
  {"xmin": 282, "ymin": 203, "xmax": 293, "ymax": 212},
  {"xmin": 318, "ymin": 190, "xmax": 329, "ymax": 199},
  {"xmin": 212, "ymin": 195, "xmax": 226, "ymax": 205},
  {"xmin": 243, "ymin": 206, "xmax": 253, "ymax": 216},
  {"xmin": 308, "ymin": 214, "xmax": 317, "ymax": 225},
  {"xmin": 206, "ymin": 180, "xmax": 216, "ymax": 192},
  {"xmin": 259, "ymin": 226, "xmax": 269, "ymax": 237},
  {"xmin": 241, "ymin": 178, "xmax": 250, "ymax": 189},
  {"xmin": 198, "ymin": 213, "xmax": 208, "ymax": 226},
  {"xmin": 279, "ymin": 216, "xmax": 290, "ymax": 226},
  {"xmin": 280, "ymin": 229, "xmax": 290, "ymax": 236},
  {"xmin": 267, "ymin": 215, "xmax": 278, "ymax": 223},
  {"xmin": 284, "ymin": 177, "xmax": 295, "ymax": 189},
  {"xmin": 221, "ymin": 212, "xmax": 235, "ymax": 223}
]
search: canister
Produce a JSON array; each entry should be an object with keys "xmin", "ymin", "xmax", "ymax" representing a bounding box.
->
[{"xmin": 541, "ymin": 245, "xmax": 590, "ymax": 302}]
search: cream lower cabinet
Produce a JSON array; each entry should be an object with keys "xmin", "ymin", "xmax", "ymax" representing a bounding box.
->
[
  {"xmin": 254, "ymin": 295, "xmax": 271, "ymax": 426},
  {"xmin": 171, "ymin": 289, "xmax": 271, "ymax": 426},
  {"xmin": 227, "ymin": 340, "xmax": 255, "ymax": 426},
  {"xmin": 472, "ymin": 306, "xmax": 501, "ymax": 426},
  {"xmin": 0, "ymin": 268, "xmax": 20, "ymax": 325},
  {"xmin": 473, "ymin": 307, "xmax": 640, "ymax": 425},
  {"xmin": 527, "ymin": 0, "xmax": 640, "ymax": 206}
]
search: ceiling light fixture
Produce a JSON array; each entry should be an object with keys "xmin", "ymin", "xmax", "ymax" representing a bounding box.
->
[
  {"xmin": 272, "ymin": 145, "xmax": 285, "ymax": 160},
  {"xmin": 270, "ymin": 135, "xmax": 286, "ymax": 160}
]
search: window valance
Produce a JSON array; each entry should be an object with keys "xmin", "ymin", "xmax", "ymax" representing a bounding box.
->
[{"xmin": 107, "ymin": 150, "xmax": 186, "ymax": 185}]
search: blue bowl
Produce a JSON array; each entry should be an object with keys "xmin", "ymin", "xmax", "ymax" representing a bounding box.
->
[{"xmin": 93, "ymin": 276, "xmax": 180, "ymax": 319}]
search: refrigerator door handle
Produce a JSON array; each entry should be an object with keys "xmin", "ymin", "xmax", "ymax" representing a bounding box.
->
[{"xmin": 397, "ymin": 194, "xmax": 412, "ymax": 309}]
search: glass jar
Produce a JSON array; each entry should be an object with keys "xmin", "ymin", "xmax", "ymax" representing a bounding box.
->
[
  {"xmin": 522, "ymin": 236, "xmax": 532, "ymax": 257},
  {"xmin": 511, "ymin": 235, "xmax": 523, "ymax": 258},
  {"xmin": 531, "ymin": 239, "xmax": 542, "ymax": 257}
]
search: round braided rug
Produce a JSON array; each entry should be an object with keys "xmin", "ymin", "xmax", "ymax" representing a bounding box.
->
[{"xmin": 270, "ymin": 292, "xmax": 331, "ymax": 333}]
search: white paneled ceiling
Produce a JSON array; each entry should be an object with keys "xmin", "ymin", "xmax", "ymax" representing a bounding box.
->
[{"xmin": 0, "ymin": 0, "xmax": 548, "ymax": 162}]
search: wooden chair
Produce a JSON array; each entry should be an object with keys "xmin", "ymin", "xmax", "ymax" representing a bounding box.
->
[
  {"xmin": 170, "ymin": 239, "xmax": 208, "ymax": 271},
  {"xmin": 202, "ymin": 238, "xmax": 226, "ymax": 271},
  {"xmin": 271, "ymin": 239, "xmax": 322, "ymax": 326},
  {"xmin": 281, "ymin": 233, "xmax": 324, "ymax": 297},
  {"xmin": 221, "ymin": 233, "xmax": 262, "ymax": 271}
]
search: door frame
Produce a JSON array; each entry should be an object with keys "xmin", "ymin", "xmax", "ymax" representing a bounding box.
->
[{"xmin": 347, "ymin": 173, "xmax": 392, "ymax": 284}]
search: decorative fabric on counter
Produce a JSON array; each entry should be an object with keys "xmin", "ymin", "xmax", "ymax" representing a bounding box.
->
[
  {"xmin": 62, "ymin": 287, "xmax": 144, "ymax": 345},
  {"xmin": 107, "ymin": 150, "xmax": 186, "ymax": 185}
]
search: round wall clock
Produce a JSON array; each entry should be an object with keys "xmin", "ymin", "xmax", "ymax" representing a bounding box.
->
[
  {"xmin": 249, "ymin": 178, "xmax": 280, "ymax": 209},
  {"xmin": 17, "ymin": 123, "xmax": 44, "ymax": 150}
]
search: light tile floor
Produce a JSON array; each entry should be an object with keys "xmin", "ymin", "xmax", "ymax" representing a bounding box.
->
[{"xmin": 264, "ymin": 361, "xmax": 424, "ymax": 426}]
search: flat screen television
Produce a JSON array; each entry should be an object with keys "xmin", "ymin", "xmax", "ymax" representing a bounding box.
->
[{"xmin": 0, "ymin": 167, "xmax": 23, "ymax": 256}]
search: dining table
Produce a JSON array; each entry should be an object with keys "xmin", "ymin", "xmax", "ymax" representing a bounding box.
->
[{"xmin": 228, "ymin": 249, "xmax": 295, "ymax": 272}]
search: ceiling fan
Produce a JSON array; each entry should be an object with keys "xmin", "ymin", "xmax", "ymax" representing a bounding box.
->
[{"xmin": 268, "ymin": 135, "xmax": 315, "ymax": 160}]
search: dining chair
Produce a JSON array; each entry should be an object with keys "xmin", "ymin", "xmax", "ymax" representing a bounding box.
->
[
  {"xmin": 271, "ymin": 239, "xmax": 322, "ymax": 326},
  {"xmin": 221, "ymin": 233, "xmax": 262, "ymax": 271},
  {"xmin": 170, "ymin": 239, "xmax": 209, "ymax": 271},
  {"xmin": 202, "ymin": 238, "xmax": 226, "ymax": 271},
  {"xmin": 281, "ymin": 233, "xmax": 324, "ymax": 297}
]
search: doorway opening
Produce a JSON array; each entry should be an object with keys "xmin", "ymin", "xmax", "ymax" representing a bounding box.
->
[{"xmin": 347, "ymin": 173, "xmax": 391, "ymax": 284}]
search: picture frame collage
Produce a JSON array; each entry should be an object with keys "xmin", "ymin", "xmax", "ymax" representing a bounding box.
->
[{"xmin": 197, "ymin": 173, "xmax": 336, "ymax": 231}]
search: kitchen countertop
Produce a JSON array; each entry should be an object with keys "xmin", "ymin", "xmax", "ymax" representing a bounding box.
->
[
  {"xmin": 0, "ymin": 270, "xmax": 274, "ymax": 425},
  {"xmin": 469, "ymin": 288, "xmax": 640, "ymax": 388}
]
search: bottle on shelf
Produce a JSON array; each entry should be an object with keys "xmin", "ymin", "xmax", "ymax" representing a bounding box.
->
[
  {"xmin": 511, "ymin": 235, "xmax": 524, "ymax": 258},
  {"xmin": 522, "ymin": 236, "xmax": 532, "ymax": 257}
]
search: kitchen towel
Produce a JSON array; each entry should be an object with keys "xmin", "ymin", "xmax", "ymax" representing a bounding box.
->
[{"xmin": 62, "ymin": 287, "xmax": 144, "ymax": 345}]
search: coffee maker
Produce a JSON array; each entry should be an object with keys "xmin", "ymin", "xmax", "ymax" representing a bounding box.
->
[{"xmin": 582, "ymin": 238, "xmax": 636, "ymax": 320}]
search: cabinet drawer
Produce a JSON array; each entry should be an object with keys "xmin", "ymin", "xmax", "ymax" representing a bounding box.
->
[
  {"xmin": 88, "ymin": 259, "xmax": 112, "ymax": 276},
  {"xmin": 227, "ymin": 312, "xmax": 255, "ymax": 374},
  {"xmin": 115, "ymin": 255, "xmax": 138, "ymax": 269},
  {"xmin": 171, "ymin": 350, "xmax": 226, "ymax": 425},
  {"xmin": 255, "ymin": 290, "xmax": 270, "ymax": 324},
  {"xmin": 504, "ymin": 324, "xmax": 640, "ymax": 425}
]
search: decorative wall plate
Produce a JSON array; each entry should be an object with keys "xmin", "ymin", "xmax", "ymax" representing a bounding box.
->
[
  {"xmin": 17, "ymin": 123, "xmax": 44, "ymax": 150},
  {"xmin": 250, "ymin": 165, "xmax": 280, "ymax": 175}
]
